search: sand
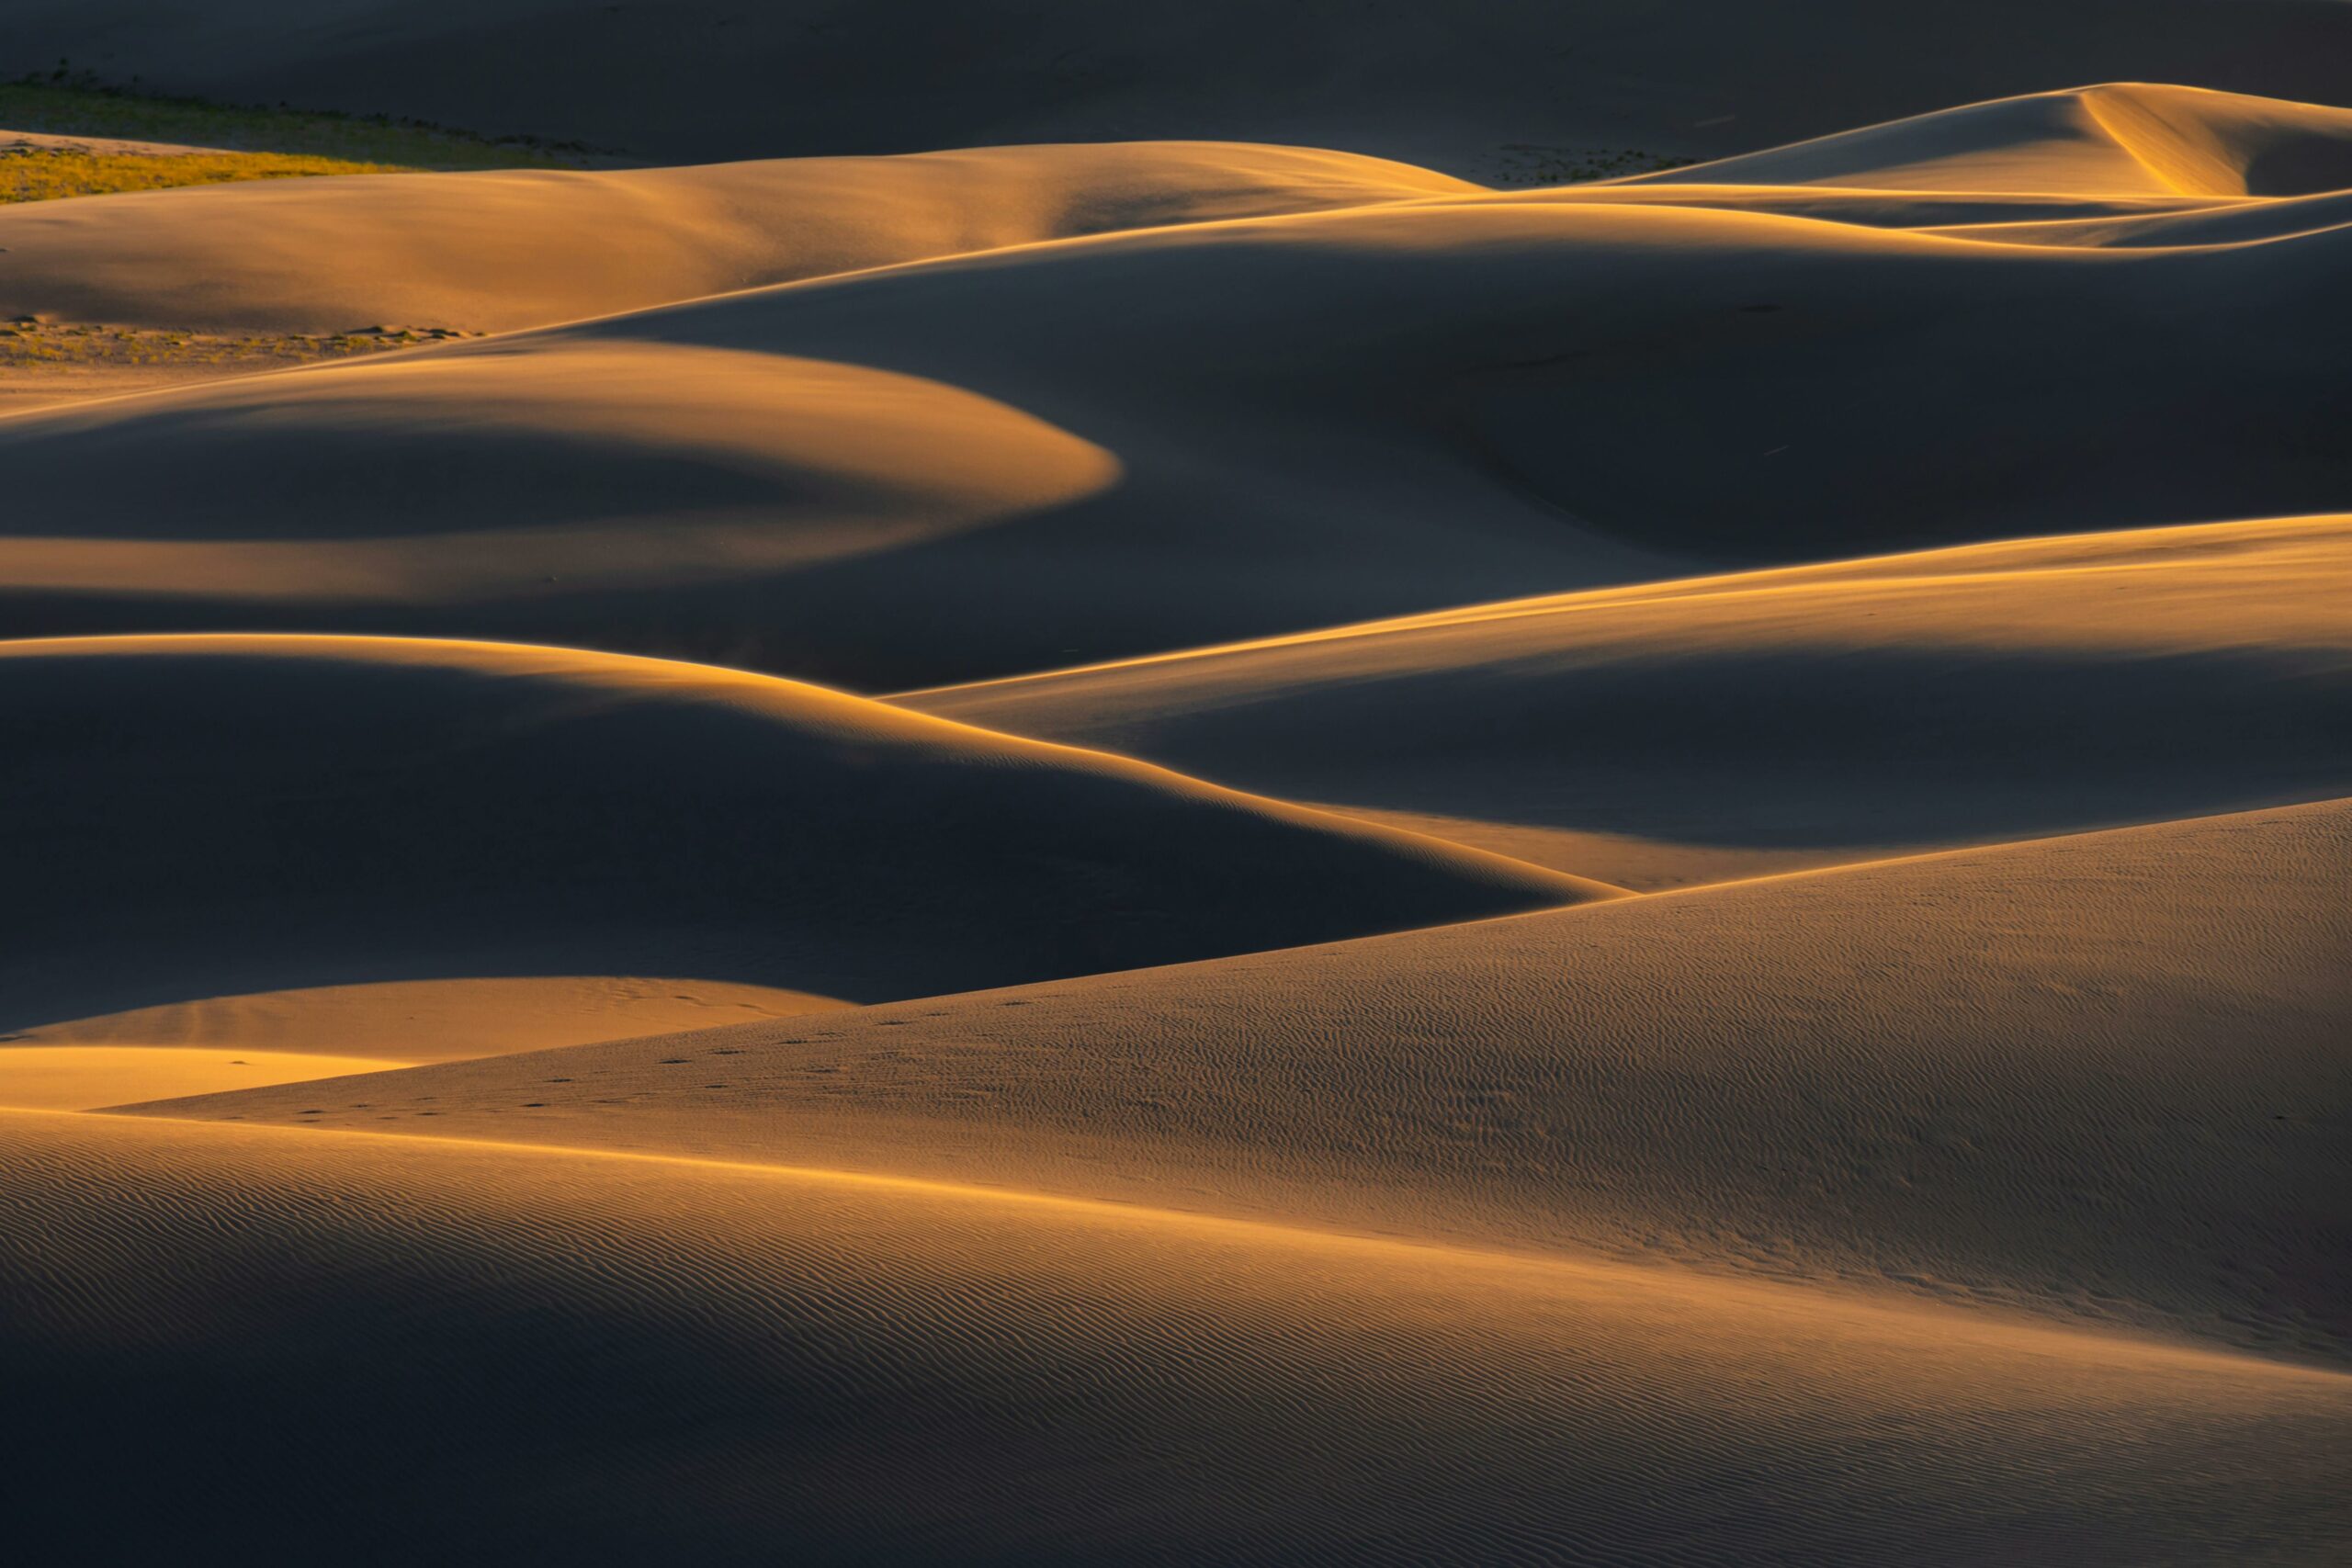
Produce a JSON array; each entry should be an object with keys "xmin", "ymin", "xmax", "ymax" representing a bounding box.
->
[
  {"xmin": 5, "ymin": 88, "xmax": 2347, "ymax": 684},
  {"xmin": 5, "ymin": 59, "xmax": 2348, "ymax": 1564},
  {"xmin": 0, "ymin": 635, "xmax": 1600, "ymax": 1079},
  {"xmin": 903, "ymin": 513, "xmax": 2352, "ymax": 886}
]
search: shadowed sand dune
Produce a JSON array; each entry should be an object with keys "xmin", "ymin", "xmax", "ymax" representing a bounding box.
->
[
  {"xmin": 905, "ymin": 513, "xmax": 2352, "ymax": 886},
  {"xmin": 0, "ymin": 635, "xmax": 1605, "ymax": 1092},
  {"xmin": 7, "ymin": 93, "xmax": 2348, "ymax": 682},
  {"xmin": 6, "ymin": 1, "xmax": 2348, "ymax": 170},
  {"xmin": 7, "ymin": 63, "xmax": 2350, "ymax": 1562},
  {"xmin": 10, "ymin": 1107, "xmax": 2349, "ymax": 1564},
  {"xmin": 147, "ymin": 799, "xmax": 2352, "ymax": 1367}
]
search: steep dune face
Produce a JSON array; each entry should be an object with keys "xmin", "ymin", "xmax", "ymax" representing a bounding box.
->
[
  {"xmin": 6, "ymin": 117, "xmax": 2347, "ymax": 682},
  {"xmin": 12, "ymin": 1109, "xmax": 2349, "ymax": 1565},
  {"xmin": 906, "ymin": 515, "xmax": 2352, "ymax": 886},
  {"xmin": 6, "ymin": 1, "xmax": 2347, "ymax": 168},
  {"xmin": 0, "ymin": 636, "xmax": 1604, "ymax": 1055},
  {"xmin": 0, "ymin": 141, "xmax": 1472, "ymax": 336},
  {"xmin": 153, "ymin": 800, "xmax": 2352, "ymax": 1368},
  {"xmin": 1634, "ymin": 83, "xmax": 2352, "ymax": 196}
]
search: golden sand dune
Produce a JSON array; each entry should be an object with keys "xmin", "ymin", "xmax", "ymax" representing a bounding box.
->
[
  {"xmin": 12, "ymin": 1107, "xmax": 2348, "ymax": 1564},
  {"xmin": 905, "ymin": 514, "xmax": 2352, "ymax": 886},
  {"xmin": 6, "ymin": 63, "xmax": 2349, "ymax": 1560},
  {"xmin": 0, "ymin": 141, "xmax": 1471, "ymax": 337},
  {"xmin": 148, "ymin": 799, "xmax": 2352, "ymax": 1366},
  {"xmin": 1631, "ymin": 83, "xmax": 2352, "ymax": 197},
  {"xmin": 7, "ymin": 99, "xmax": 2348, "ymax": 681},
  {"xmin": 0, "ymin": 635, "xmax": 1604, "ymax": 1085}
]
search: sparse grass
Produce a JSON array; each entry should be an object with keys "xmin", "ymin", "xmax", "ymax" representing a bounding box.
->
[
  {"xmin": 0, "ymin": 147, "xmax": 409, "ymax": 203},
  {"xmin": 1491, "ymin": 144, "xmax": 1697, "ymax": 186},
  {"xmin": 0, "ymin": 72, "xmax": 591, "ymax": 171},
  {"xmin": 0, "ymin": 318, "xmax": 477, "ymax": 377}
]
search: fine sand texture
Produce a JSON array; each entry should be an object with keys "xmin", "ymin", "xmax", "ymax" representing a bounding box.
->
[
  {"xmin": 150, "ymin": 799, "xmax": 2352, "ymax": 1368},
  {"xmin": 6, "ymin": 64, "xmax": 2350, "ymax": 1565},
  {"xmin": 8, "ymin": 1105, "xmax": 2348, "ymax": 1565}
]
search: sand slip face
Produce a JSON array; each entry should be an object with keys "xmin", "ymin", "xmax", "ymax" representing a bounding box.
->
[
  {"xmin": 10, "ymin": 1107, "xmax": 2349, "ymax": 1564},
  {"xmin": 0, "ymin": 635, "xmax": 1604, "ymax": 1101},
  {"xmin": 142, "ymin": 798, "xmax": 2352, "ymax": 1370},
  {"xmin": 903, "ymin": 514, "xmax": 2352, "ymax": 886}
]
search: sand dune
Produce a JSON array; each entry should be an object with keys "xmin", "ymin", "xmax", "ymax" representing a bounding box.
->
[
  {"xmin": 7, "ymin": 1, "xmax": 2348, "ymax": 170},
  {"xmin": 0, "ymin": 635, "xmax": 1602, "ymax": 1076},
  {"xmin": 0, "ymin": 141, "xmax": 1470, "ymax": 338},
  {"xmin": 1634, "ymin": 83, "xmax": 2352, "ymax": 196},
  {"xmin": 7, "ymin": 91, "xmax": 2347, "ymax": 682},
  {"xmin": 905, "ymin": 514, "xmax": 2352, "ymax": 886},
  {"xmin": 8, "ymin": 62, "xmax": 2349, "ymax": 1561},
  {"xmin": 14, "ymin": 1107, "xmax": 2348, "ymax": 1564},
  {"xmin": 150, "ymin": 799, "xmax": 2352, "ymax": 1366}
]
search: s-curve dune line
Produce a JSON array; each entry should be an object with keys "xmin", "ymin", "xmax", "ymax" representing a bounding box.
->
[
  {"xmin": 8, "ymin": 1107, "xmax": 2348, "ymax": 1564},
  {"xmin": 1, "ymin": 633, "xmax": 1605, "ymax": 1104},
  {"xmin": 144, "ymin": 798, "xmax": 2352, "ymax": 1371}
]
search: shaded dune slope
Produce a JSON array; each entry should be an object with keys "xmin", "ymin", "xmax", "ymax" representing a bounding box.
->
[
  {"xmin": 12, "ymin": 1108, "xmax": 2349, "ymax": 1565},
  {"xmin": 0, "ymin": 636, "xmax": 1602, "ymax": 1048},
  {"xmin": 154, "ymin": 800, "xmax": 2352, "ymax": 1368},
  {"xmin": 905, "ymin": 514, "xmax": 2352, "ymax": 886}
]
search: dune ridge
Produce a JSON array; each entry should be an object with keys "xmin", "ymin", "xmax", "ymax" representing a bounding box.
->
[
  {"xmin": 903, "ymin": 513, "xmax": 2352, "ymax": 885},
  {"xmin": 0, "ymin": 634, "xmax": 1604, "ymax": 1091},
  {"xmin": 12, "ymin": 1105, "xmax": 2349, "ymax": 1564},
  {"xmin": 141, "ymin": 798, "xmax": 2352, "ymax": 1369}
]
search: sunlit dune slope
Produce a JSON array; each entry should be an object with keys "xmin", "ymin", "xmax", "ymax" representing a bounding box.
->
[
  {"xmin": 905, "ymin": 514, "xmax": 2352, "ymax": 886},
  {"xmin": 9, "ymin": 0, "xmax": 2348, "ymax": 170},
  {"xmin": 6, "ymin": 87, "xmax": 2346, "ymax": 682},
  {"xmin": 0, "ymin": 141, "xmax": 1471, "ymax": 337},
  {"xmin": 154, "ymin": 800, "xmax": 2352, "ymax": 1367},
  {"xmin": 1630, "ymin": 83, "xmax": 2352, "ymax": 197},
  {"xmin": 0, "ymin": 635, "xmax": 1605, "ymax": 1054},
  {"xmin": 12, "ymin": 1109, "xmax": 2348, "ymax": 1564}
]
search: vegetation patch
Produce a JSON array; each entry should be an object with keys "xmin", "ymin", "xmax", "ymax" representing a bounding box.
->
[
  {"xmin": 1491, "ymin": 144, "xmax": 1696, "ymax": 186},
  {"xmin": 0, "ymin": 70, "xmax": 591, "ymax": 205}
]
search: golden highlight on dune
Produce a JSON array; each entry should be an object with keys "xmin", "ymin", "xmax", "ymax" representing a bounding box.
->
[{"xmin": 2, "ymin": 11, "xmax": 2346, "ymax": 1564}]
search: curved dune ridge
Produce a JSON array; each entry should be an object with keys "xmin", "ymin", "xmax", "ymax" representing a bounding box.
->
[
  {"xmin": 4, "ymin": 87, "xmax": 2347, "ymax": 683},
  {"xmin": 0, "ymin": 635, "xmax": 1606, "ymax": 1082},
  {"xmin": 6, "ymin": 62, "xmax": 2351, "ymax": 1563},
  {"xmin": 0, "ymin": 141, "xmax": 1475, "ymax": 337},
  {"xmin": 904, "ymin": 513, "xmax": 2352, "ymax": 886},
  {"xmin": 148, "ymin": 798, "xmax": 2352, "ymax": 1368},
  {"xmin": 9, "ymin": 1107, "xmax": 2349, "ymax": 1566}
]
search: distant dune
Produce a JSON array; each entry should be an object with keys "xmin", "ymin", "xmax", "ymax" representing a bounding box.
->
[
  {"xmin": 6, "ymin": 87, "xmax": 2348, "ymax": 684},
  {"xmin": 0, "ymin": 635, "xmax": 1602, "ymax": 1100},
  {"xmin": 905, "ymin": 514, "xmax": 2352, "ymax": 886},
  {"xmin": 4, "ymin": 1, "xmax": 2348, "ymax": 169}
]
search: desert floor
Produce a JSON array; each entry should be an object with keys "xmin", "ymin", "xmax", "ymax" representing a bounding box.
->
[{"xmin": 1, "ymin": 15, "xmax": 2346, "ymax": 1563}]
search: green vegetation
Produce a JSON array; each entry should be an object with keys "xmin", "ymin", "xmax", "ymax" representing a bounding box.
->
[
  {"xmin": 1491, "ymin": 144, "xmax": 1697, "ymax": 186},
  {"xmin": 0, "ymin": 147, "xmax": 409, "ymax": 203},
  {"xmin": 0, "ymin": 71, "xmax": 590, "ymax": 191}
]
